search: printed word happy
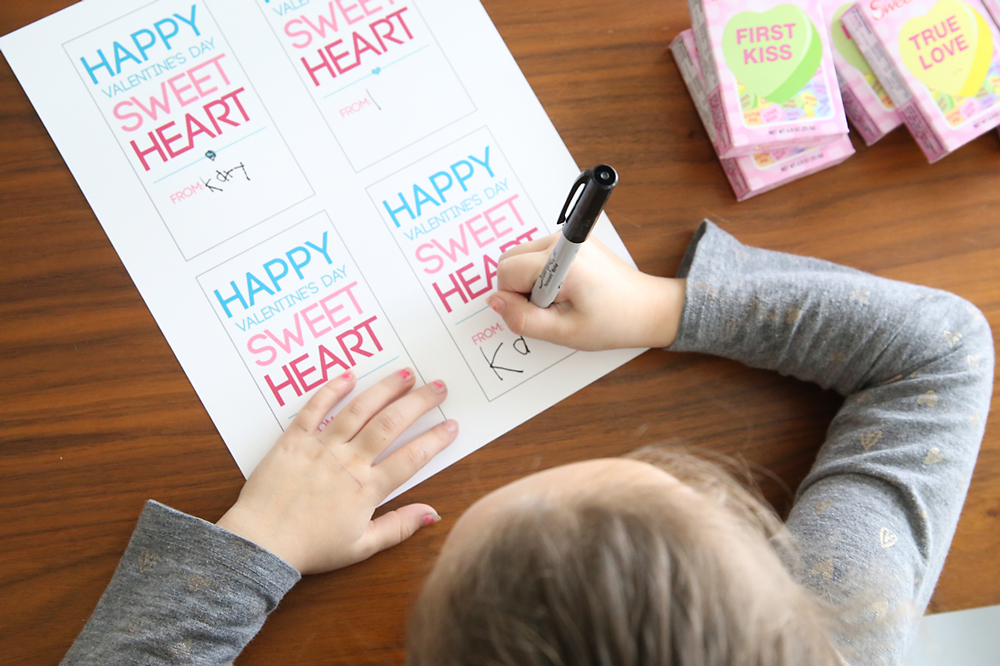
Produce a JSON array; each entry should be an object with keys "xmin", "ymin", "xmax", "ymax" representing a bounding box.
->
[
  {"xmin": 214, "ymin": 232, "xmax": 335, "ymax": 318},
  {"xmin": 80, "ymin": 4, "xmax": 200, "ymax": 84},
  {"xmin": 383, "ymin": 146, "xmax": 494, "ymax": 228}
]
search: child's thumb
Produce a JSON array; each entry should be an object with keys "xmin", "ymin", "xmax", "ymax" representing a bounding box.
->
[
  {"xmin": 361, "ymin": 504, "xmax": 441, "ymax": 559},
  {"xmin": 487, "ymin": 292, "xmax": 568, "ymax": 344}
]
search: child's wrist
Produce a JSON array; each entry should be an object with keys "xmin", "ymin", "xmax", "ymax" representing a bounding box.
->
[{"xmin": 642, "ymin": 276, "xmax": 686, "ymax": 348}]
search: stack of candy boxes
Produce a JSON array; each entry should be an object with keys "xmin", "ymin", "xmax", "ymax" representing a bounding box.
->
[{"xmin": 675, "ymin": 0, "xmax": 1000, "ymax": 200}]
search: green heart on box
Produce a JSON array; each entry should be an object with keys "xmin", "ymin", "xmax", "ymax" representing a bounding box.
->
[
  {"xmin": 831, "ymin": 3, "xmax": 875, "ymax": 76},
  {"xmin": 722, "ymin": 4, "xmax": 823, "ymax": 104}
]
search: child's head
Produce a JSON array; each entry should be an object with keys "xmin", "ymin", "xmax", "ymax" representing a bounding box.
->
[{"xmin": 407, "ymin": 447, "xmax": 842, "ymax": 666}]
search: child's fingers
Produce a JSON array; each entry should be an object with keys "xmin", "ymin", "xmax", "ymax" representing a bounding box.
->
[
  {"xmin": 353, "ymin": 382, "xmax": 449, "ymax": 462},
  {"xmin": 321, "ymin": 369, "xmax": 416, "ymax": 445},
  {"xmin": 494, "ymin": 251, "xmax": 549, "ymax": 294},
  {"xmin": 487, "ymin": 290, "xmax": 574, "ymax": 342},
  {"xmin": 291, "ymin": 371, "xmax": 356, "ymax": 433},
  {"xmin": 357, "ymin": 503, "xmax": 442, "ymax": 560},
  {"xmin": 372, "ymin": 419, "xmax": 458, "ymax": 496}
]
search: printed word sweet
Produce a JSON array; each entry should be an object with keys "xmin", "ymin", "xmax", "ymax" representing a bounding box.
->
[
  {"xmin": 80, "ymin": 4, "xmax": 200, "ymax": 84},
  {"xmin": 284, "ymin": 0, "xmax": 390, "ymax": 48},
  {"xmin": 906, "ymin": 15, "xmax": 969, "ymax": 69},
  {"xmin": 870, "ymin": 0, "xmax": 917, "ymax": 21},
  {"xmin": 383, "ymin": 146, "xmax": 494, "ymax": 227},
  {"xmin": 416, "ymin": 194, "xmax": 526, "ymax": 274},
  {"xmin": 248, "ymin": 280, "xmax": 364, "ymax": 365},
  {"xmin": 114, "ymin": 53, "xmax": 229, "ymax": 131},
  {"xmin": 299, "ymin": 8, "xmax": 414, "ymax": 87},
  {"xmin": 213, "ymin": 232, "xmax": 334, "ymax": 318},
  {"xmin": 432, "ymin": 230, "xmax": 540, "ymax": 313}
]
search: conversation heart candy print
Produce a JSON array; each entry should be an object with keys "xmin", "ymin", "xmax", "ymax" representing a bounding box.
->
[
  {"xmin": 721, "ymin": 4, "xmax": 833, "ymax": 127},
  {"xmin": 899, "ymin": 0, "xmax": 992, "ymax": 97},
  {"xmin": 897, "ymin": 0, "xmax": 1000, "ymax": 126}
]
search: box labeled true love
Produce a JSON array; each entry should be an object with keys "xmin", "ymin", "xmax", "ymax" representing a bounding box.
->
[
  {"xmin": 687, "ymin": 0, "xmax": 849, "ymax": 157},
  {"xmin": 842, "ymin": 0, "xmax": 1000, "ymax": 162},
  {"xmin": 823, "ymin": 0, "xmax": 902, "ymax": 144},
  {"xmin": 671, "ymin": 28, "xmax": 854, "ymax": 201}
]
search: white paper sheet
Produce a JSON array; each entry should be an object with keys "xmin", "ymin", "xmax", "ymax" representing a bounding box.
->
[{"xmin": 1, "ymin": 0, "xmax": 644, "ymax": 499}]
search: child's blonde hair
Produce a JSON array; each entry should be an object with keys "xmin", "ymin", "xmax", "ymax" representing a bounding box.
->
[{"xmin": 406, "ymin": 446, "xmax": 843, "ymax": 666}]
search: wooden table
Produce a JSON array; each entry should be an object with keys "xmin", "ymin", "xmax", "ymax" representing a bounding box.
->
[{"xmin": 1, "ymin": 1, "xmax": 997, "ymax": 663}]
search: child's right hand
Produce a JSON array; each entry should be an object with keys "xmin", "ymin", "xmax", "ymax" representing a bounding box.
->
[{"xmin": 486, "ymin": 233, "xmax": 686, "ymax": 351}]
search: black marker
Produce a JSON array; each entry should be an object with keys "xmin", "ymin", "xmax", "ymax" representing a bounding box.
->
[{"xmin": 530, "ymin": 164, "xmax": 617, "ymax": 308}]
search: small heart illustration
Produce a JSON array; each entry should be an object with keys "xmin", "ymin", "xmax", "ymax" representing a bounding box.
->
[
  {"xmin": 372, "ymin": 66, "xmax": 382, "ymax": 75},
  {"xmin": 831, "ymin": 4, "xmax": 874, "ymax": 76},
  {"xmin": 811, "ymin": 558, "xmax": 834, "ymax": 579},
  {"xmin": 860, "ymin": 429, "xmax": 882, "ymax": 451},
  {"xmin": 722, "ymin": 4, "xmax": 824, "ymax": 104},
  {"xmin": 924, "ymin": 447, "xmax": 946, "ymax": 464},
  {"xmin": 967, "ymin": 354, "xmax": 980, "ymax": 370},
  {"xmin": 879, "ymin": 527, "xmax": 898, "ymax": 548},
  {"xmin": 917, "ymin": 390, "xmax": 939, "ymax": 407},
  {"xmin": 900, "ymin": 0, "xmax": 994, "ymax": 98},
  {"xmin": 814, "ymin": 499, "xmax": 833, "ymax": 515}
]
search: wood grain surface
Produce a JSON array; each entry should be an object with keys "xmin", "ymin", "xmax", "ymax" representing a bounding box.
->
[{"xmin": 1, "ymin": 1, "xmax": 997, "ymax": 664}]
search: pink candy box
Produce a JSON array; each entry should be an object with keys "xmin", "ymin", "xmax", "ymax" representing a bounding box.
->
[
  {"xmin": 672, "ymin": 29, "xmax": 855, "ymax": 201},
  {"xmin": 687, "ymin": 0, "xmax": 849, "ymax": 157},
  {"xmin": 981, "ymin": 0, "xmax": 1000, "ymax": 28},
  {"xmin": 823, "ymin": 0, "xmax": 903, "ymax": 144},
  {"xmin": 842, "ymin": 0, "xmax": 1000, "ymax": 162}
]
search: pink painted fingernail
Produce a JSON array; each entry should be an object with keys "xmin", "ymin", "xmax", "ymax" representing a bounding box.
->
[
  {"xmin": 487, "ymin": 296, "xmax": 505, "ymax": 314},
  {"xmin": 341, "ymin": 371, "xmax": 353, "ymax": 381},
  {"xmin": 398, "ymin": 368, "xmax": 412, "ymax": 380},
  {"xmin": 432, "ymin": 380, "xmax": 446, "ymax": 393},
  {"xmin": 421, "ymin": 513, "xmax": 441, "ymax": 527}
]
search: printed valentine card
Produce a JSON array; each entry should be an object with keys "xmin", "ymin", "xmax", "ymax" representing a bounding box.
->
[{"xmin": 1, "ymin": 0, "xmax": 643, "ymax": 497}]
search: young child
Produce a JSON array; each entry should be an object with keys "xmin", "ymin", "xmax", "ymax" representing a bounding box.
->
[{"xmin": 60, "ymin": 221, "xmax": 993, "ymax": 666}]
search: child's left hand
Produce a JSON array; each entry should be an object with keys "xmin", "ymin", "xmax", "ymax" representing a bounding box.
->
[{"xmin": 216, "ymin": 369, "xmax": 456, "ymax": 575}]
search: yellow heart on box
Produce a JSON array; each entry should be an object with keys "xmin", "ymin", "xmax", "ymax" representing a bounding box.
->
[{"xmin": 899, "ymin": 0, "xmax": 994, "ymax": 98}]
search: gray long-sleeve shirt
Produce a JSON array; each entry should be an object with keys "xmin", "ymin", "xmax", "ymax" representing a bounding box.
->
[{"xmin": 61, "ymin": 221, "xmax": 994, "ymax": 665}]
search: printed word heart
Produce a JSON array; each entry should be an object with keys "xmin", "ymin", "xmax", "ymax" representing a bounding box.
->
[
  {"xmin": 831, "ymin": 3, "xmax": 874, "ymax": 76},
  {"xmin": 722, "ymin": 4, "xmax": 823, "ymax": 104},
  {"xmin": 372, "ymin": 67, "xmax": 382, "ymax": 75},
  {"xmin": 899, "ymin": 0, "xmax": 993, "ymax": 97},
  {"xmin": 879, "ymin": 527, "xmax": 898, "ymax": 548}
]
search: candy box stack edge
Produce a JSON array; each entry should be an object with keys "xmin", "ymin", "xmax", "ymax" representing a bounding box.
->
[
  {"xmin": 687, "ymin": 0, "xmax": 849, "ymax": 157},
  {"xmin": 842, "ymin": 0, "xmax": 1000, "ymax": 162},
  {"xmin": 823, "ymin": 0, "xmax": 903, "ymax": 144},
  {"xmin": 671, "ymin": 29, "xmax": 855, "ymax": 201}
]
